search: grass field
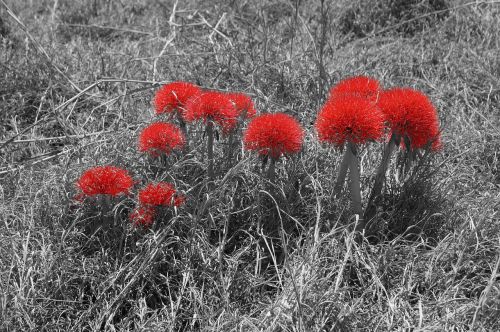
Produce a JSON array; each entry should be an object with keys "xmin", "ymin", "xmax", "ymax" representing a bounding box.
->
[{"xmin": 1, "ymin": 0, "xmax": 499, "ymax": 330}]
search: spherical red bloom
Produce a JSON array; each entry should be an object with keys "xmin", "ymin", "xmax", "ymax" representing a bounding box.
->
[
  {"xmin": 76, "ymin": 166, "xmax": 133, "ymax": 197},
  {"xmin": 378, "ymin": 88, "xmax": 441, "ymax": 150},
  {"xmin": 226, "ymin": 92, "xmax": 257, "ymax": 118},
  {"xmin": 138, "ymin": 122, "xmax": 185, "ymax": 157},
  {"xmin": 183, "ymin": 92, "xmax": 238, "ymax": 132},
  {"xmin": 315, "ymin": 96, "xmax": 385, "ymax": 147},
  {"xmin": 154, "ymin": 81, "xmax": 201, "ymax": 115},
  {"xmin": 243, "ymin": 113, "xmax": 304, "ymax": 159},
  {"xmin": 329, "ymin": 76, "xmax": 381, "ymax": 102},
  {"xmin": 138, "ymin": 182, "xmax": 183, "ymax": 207},
  {"xmin": 129, "ymin": 206, "xmax": 155, "ymax": 228}
]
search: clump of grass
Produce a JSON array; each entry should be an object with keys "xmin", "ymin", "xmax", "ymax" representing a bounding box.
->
[
  {"xmin": 2, "ymin": 0, "xmax": 500, "ymax": 330},
  {"xmin": 339, "ymin": 0, "xmax": 450, "ymax": 38},
  {"xmin": 367, "ymin": 157, "xmax": 450, "ymax": 242}
]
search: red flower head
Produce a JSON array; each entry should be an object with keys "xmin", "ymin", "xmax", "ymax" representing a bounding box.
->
[
  {"xmin": 138, "ymin": 122, "xmax": 185, "ymax": 157},
  {"xmin": 315, "ymin": 96, "xmax": 385, "ymax": 147},
  {"xmin": 226, "ymin": 92, "xmax": 257, "ymax": 118},
  {"xmin": 129, "ymin": 206, "xmax": 155, "ymax": 228},
  {"xmin": 76, "ymin": 166, "xmax": 133, "ymax": 197},
  {"xmin": 378, "ymin": 88, "xmax": 441, "ymax": 150},
  {"xmin": 154, "ymin": 81, "xmax": 201, "ymax": 115},
  {"xmin": 329, "ymin": 76, "xmax": 381, "ymax": 103},
  {"xmin": 138, "ymin": 182, "xmax": 185, "ymax": 207},
  {"xmin": 243, "ymin": 113, "xmax": 304, "ymax": 159},
  {"xmin": 183, "ymin": 91, "xmax": 238, "ymax": 133}
]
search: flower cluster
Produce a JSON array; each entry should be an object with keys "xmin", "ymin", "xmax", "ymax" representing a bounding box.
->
[
  {"xmin": 329, "ymin": 76, "xmax": 381, "ymax": 102},
  {"xmin": 378, "ymin": 88, "xmax": 441, "ymax": 150},
  {"xmin": 154, "ymin": 81, "xmax": 201, "ymax": 116},
  {"xmin": 138, "ymin": 182, "xmax": 184, "ymax": 207},
  {"xmin": 183, "ymin": 92, "xmax": 239, "ymax": 133},
  {"xmin": 226, "ymin": 92, "xmax": 257, "ymax": 118},
  {"xmin": 75, "ymin": 76, "xmax": 442, "ymax": 235},
  {"xmin": 138, "ymin": 122, "xmax": 185, "ymax": 157},
  {"xmin": 243, "ymin": 113, "xmax": 304, "ymax": 159},
  {"xmin": 77, "ymin": 166, "xmax": 133, "ymax": 197},
  {"xmin": 316, "ymin": 96, "xmax": 385, "ymax": 147}
]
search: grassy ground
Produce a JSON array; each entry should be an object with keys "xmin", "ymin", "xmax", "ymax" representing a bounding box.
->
[{"xmin": 1, "ymin": 0, "xmax": 499, "ymax": 330}]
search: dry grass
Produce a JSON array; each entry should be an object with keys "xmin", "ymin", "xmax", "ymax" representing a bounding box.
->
[{"xmin": 1, "ymin": 0, "xmax": 499, "ymax": 330}]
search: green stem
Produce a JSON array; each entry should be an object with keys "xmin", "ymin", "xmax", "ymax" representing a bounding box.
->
[
  {"xmin": 400, "ymin": 135, "xmax": 412, "ymax": 178},
  {"xmin": 267, "ymin": 157, "xmax": 276, "ymax": 184},
  {"xmin": 364, "ymin": 133, "xmax": 397, "ymax": 221},
  {"xmin": 207, "ymin": 121, "xmax": 214, "ymax": 182},
  {"xmin": 226, "ymin": 129, "xmax": 236, "ymax": 168},
  {"xmin": 177, "ymin": 113, "xmax": 188, "ymax": 151},
  {"xmin": 347, "ymin": 142, "xmax": 364, "ymax": 232},
  {"xmin": 334, "ymin": 144, "xmax": 351, "ymax": 197}
]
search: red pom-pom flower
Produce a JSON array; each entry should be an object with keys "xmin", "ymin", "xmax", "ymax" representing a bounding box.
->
[
  {"xmin": 183, "ymin": 92, "xmax": 238, "ymax": 132},
  {"xmin": 243, "ymin": 113, "xmax": 304, "ymax": 159},
  {"xmin": 138, "ymin": 122, "xmax": 185, "ymax": 157},
  {"xmin": 329, "ymin": 76, "xmax": 381, "ymax": 102},
  {"xmin": 315, "ymin": 96, "xmax": 385, "ymax": 147},
  {"xmin": 226, "ymin": 92, "xmax": 257, "ymax": 118},
  {"xmin": 154, "ymin": 81, "xmax": 201, "ymax": 115},
  {"xmin": 138, "ymin": 182, "xmax": 185, "ymax": 207},
  {"xmin": 129, "ymin": 206, "xmax": 156, "ymax": 228},
  {"xmin": 378, "ymin": 88, "xmax": 441, "ymax": 150},
  {"xmin": 76, "ymin": 166, "xmax": 133, "ymax": 197}
]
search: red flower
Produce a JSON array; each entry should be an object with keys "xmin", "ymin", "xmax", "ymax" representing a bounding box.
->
[
  {"xmin": 183, "ymin": 92, "xmax": 238, "ymax": 132},
  {"xmin": 154, "ymin": 81, "xmax": 201, "ymax": 115},
  {"xmin": 243, "ymin": 113, "xmax": 304, "ymax": 159},
  {"xmin": 329, "ymin": 76, "xmax": 381, "ymax": 102},
  {"xmin": 76, "ymin": 166, "xmax": 133, "ymax": 197},
  {"xmin": 315, "ymin": 96, "xmax": 385, "ymax": 147},
  {"xmin": 226, "ymin": 92, "xmax": 257, "ymax": 118},
  {"xmin": 130, "ymin": 206, "xmax": 155, "ymax": 228},
  {"xmin": 138, "ymin": 122, "xmax": 185, "ymax": 157},
  {"xmin": 138, "ymin": 182, "xmax": 184, "ymax": 207},
  {"xmin": 378, "ymin": 88, "xmax": 441, "ymax": 150}
]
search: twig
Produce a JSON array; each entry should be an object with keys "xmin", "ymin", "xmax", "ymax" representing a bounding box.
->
[
  {"xmin": 198, "ymin": 13, "xmax": 233, "ymax": 47},
  {"xmin": 0, "ymin": 139, "xmax": 108, "ymax": 176},
  {"xmin": 62, "ymin": 23, "xmax": 154, "ymax": 36},
  {"xmin": 471, "ymin": 245, "xmax": 500, "ymax": 329},
  {"xmin": 0, "ymin": 130, "xmax": 114, "ymax": 145},
  {"xmin": 208, "ymin": 12, "xmax": 227, "ymax": 42},
  {"xmin": 153, "ymin": 0, "xmax": 178, "ymax": 81}
]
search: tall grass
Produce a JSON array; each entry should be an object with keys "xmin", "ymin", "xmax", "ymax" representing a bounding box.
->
[{"xmin": 1, "ymin": 0, "xmax": 499, "ymax": 330}]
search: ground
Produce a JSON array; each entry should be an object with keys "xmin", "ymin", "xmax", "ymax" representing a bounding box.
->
[{"xmin": 0, "ymin": 0, "xmax": 499, "ymax": 331}]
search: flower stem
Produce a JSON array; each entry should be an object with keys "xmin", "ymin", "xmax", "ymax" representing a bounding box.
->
[
  {"xmin": 347, "ymin": 142, "xmax": 364, "ymax": 231},
  {"xmin": 267, "ymin": 157, "xmax": 276, "ymax": 184},
  {"xmin": 206, "ymin": 121, "xmax": 215, "ymax": 182},
  {"xmin": 334, "ymin": 144, "xmax": 351, "ymax": 197},
  {"xmin": 364, "ymin": 133, "xmax": 397, "ymax": 221},
  {"xmin": 177, "ymin": 113, "xmax": 189, "ymax": 150},
  {"xmin": 226, "ymin": 128, "xmax": 237, "ymax": 168}
]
